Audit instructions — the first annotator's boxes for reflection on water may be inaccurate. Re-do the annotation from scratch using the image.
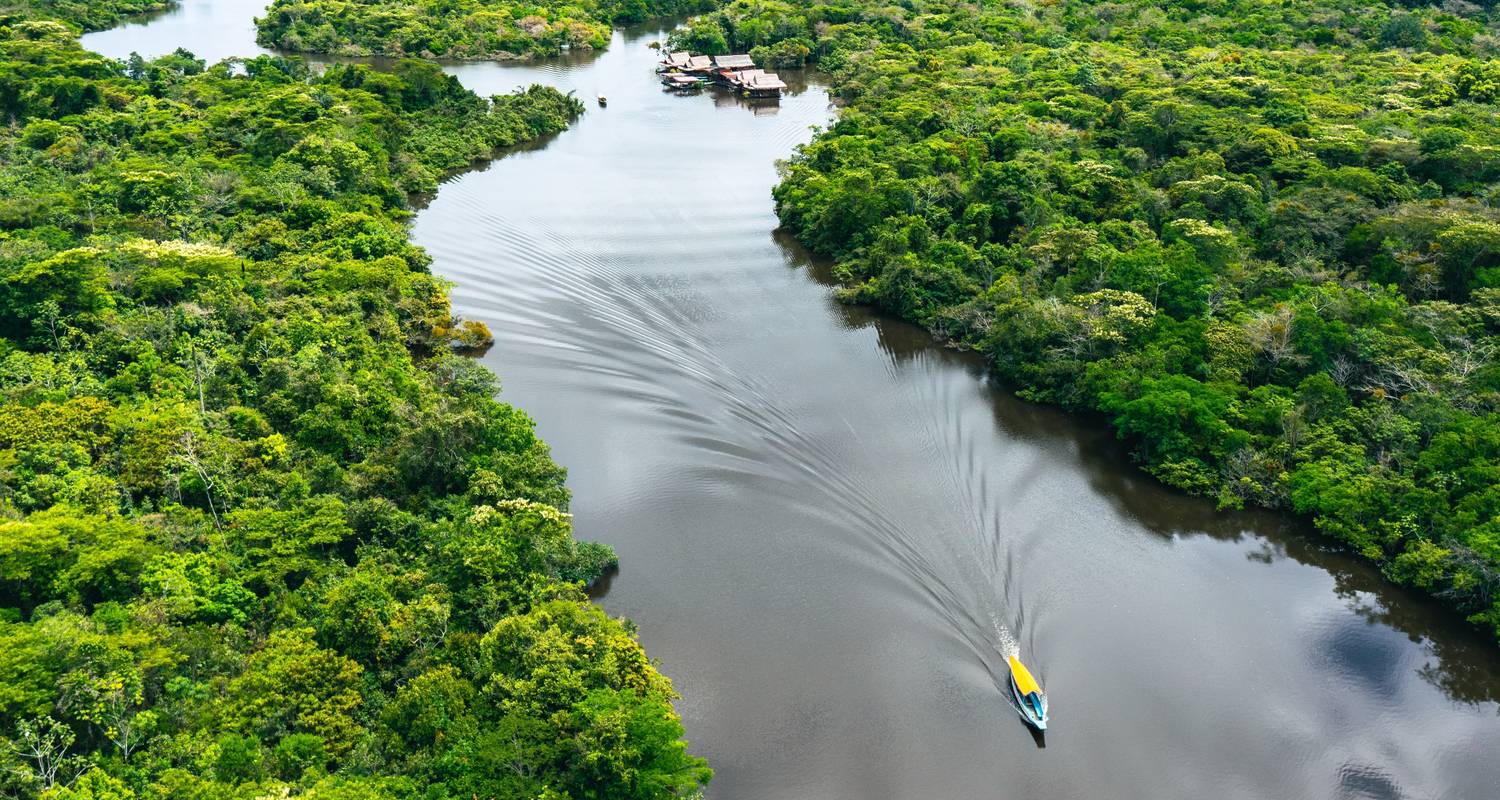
[413,29,1500,800]
[787,235,1500,709]
[81,0,272,64]
[841,284,1500,708]
[77,5,1500,800]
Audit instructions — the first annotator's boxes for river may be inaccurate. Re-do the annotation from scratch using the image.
[84,6,1500,799]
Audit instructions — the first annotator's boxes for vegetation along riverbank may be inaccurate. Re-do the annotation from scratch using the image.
[244,0,1500,657]
[0,4,711,799]
[255,0,718,60]
[667,0,1500,643]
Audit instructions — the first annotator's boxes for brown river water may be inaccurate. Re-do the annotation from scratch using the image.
[84,6,1500,799]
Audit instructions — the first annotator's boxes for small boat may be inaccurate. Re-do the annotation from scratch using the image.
[1008,654,1048,730]
[597,94,607,106]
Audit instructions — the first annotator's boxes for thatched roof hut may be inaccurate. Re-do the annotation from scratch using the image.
[713,54,756,70]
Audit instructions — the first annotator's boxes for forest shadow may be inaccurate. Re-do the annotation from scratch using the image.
[772,228,1500,708]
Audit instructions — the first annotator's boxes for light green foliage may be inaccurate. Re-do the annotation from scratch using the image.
[736,0,1500,641]
[479,600,677,716]
[228,497,353,590]
[568,688,714,800]
[224,629,364,756]
[255,0,716,60]
[0,511,154,609]
[0,12,703,800]
[2,0,172,31]
[140,552,256,624]
[314,558,451,671]
[40,769,136,799]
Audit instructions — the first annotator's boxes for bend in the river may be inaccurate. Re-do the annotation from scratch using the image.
[84,6,1500,799]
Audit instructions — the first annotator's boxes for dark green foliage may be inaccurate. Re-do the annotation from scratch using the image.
[743,0,1500,642]
[556,540,620,585]
[0,16,707,800]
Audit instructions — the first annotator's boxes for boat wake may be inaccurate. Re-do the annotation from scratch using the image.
[897,353,1050,696]
[994,615,1020,660]
[415,79,1045,728]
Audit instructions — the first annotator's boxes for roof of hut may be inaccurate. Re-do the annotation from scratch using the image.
[747,73,788,90]
[713,54,756,69]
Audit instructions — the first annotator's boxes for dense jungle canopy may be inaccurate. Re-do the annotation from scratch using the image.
[255,0,717,59]
[8,0,1500,794]
[0,4,710,799]
[682,0,1500,643]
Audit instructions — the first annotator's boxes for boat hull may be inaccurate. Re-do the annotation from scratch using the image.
[1010,675,1049,730]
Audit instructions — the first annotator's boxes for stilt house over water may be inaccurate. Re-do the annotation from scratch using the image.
[712,54,755,70]
[729,68,788,98]
[658,51,786,98]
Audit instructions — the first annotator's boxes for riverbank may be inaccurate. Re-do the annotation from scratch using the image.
[254,0,715,61]
[60,3,1500,799]
[0,10,708,800]
[4,0,172,29]
[403,24,1500,800]
[671,0,1500,645]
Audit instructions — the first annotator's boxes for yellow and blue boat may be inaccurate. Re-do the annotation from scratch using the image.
[1008,655,1049,730]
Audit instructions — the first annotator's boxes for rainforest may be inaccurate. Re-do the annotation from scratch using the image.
[255,0,717,59]
[695,0,1500,642]
[0,3,710,799]
[5,0,1500,797]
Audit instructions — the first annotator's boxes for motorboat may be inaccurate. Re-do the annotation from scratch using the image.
[597,94,607,106]
[1008,654,1048,730]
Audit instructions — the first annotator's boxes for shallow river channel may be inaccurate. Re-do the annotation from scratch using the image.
[84,7,1500,799]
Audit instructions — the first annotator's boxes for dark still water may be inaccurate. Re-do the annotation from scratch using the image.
[85,12,1500,800]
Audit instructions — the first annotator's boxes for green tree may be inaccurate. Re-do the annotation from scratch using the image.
[224,629,364,757]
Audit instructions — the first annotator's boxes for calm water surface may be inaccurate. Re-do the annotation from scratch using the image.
[85,10,1500,800]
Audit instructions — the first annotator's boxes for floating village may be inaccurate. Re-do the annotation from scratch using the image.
[656,51,789,99]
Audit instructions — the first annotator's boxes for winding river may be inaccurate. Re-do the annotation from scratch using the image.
[84,7,1500,799]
